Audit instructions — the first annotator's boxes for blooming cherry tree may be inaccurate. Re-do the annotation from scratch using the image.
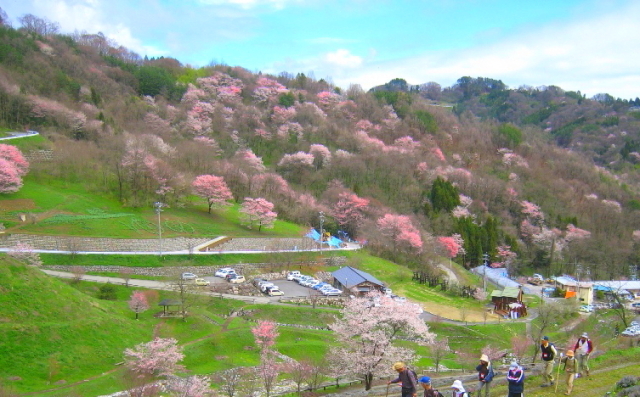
[167,375,212,396]
[332,192,369,238]
[437,234,465,258]
[7,242,42,267]
[124,337,185,377]
[329,292,435,390]
[0,158,23,193]
[192,175,233,213]
[376,214,423,252]
[128,291,150,320]
[252,320,280,397]
[239,197,277,231]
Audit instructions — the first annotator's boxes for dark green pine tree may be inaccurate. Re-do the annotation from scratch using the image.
[429,177,460,213]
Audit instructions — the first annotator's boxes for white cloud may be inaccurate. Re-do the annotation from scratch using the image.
[328,2,640,98]
[324,49,362,68]
[32,0,167,57]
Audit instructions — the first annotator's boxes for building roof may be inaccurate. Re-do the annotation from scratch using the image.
[332,266,384,288]
[593,280,640,290]
[491,286,521,299]
[552,276,593,288]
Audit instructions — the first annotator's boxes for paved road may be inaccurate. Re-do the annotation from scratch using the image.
[42,269,274,304]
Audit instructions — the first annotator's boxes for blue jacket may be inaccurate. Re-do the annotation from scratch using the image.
[507,367,525,393]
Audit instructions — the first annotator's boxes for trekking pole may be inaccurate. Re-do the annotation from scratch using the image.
[385,383,390,397]
[555,353,563,393]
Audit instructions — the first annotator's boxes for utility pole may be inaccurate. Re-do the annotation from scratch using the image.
[318,211,325,252]
[482,252,489,291]
[154,202,164,256]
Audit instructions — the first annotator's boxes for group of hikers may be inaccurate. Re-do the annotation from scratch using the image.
[388,333,593,397]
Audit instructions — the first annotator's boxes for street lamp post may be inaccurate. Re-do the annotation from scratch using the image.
[318,211,325,252]
[154,202,164,256]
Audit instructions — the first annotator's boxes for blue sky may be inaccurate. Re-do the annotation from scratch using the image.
[3,0,640,98]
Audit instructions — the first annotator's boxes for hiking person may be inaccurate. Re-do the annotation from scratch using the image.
[573,332,593,378]
[475,354,494,397]
[418,376,444,397]
[506,360,525,397]
[540,335,557,387]
[560,350,578,395]
[450,380,468,397]
[388,362,418,397]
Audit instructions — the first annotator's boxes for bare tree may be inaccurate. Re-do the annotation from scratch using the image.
[607,283,633,328]
[212,367,243,397]
[18,14,60,36]
[169,270,201,321]
[429,337,450,373]
[0,7,10,27]
[120,267,134,287]
[70,266,85,284]
[530,301,568,363]
[285,360,313,394]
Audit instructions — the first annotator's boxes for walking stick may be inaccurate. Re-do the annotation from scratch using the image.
[555,353,563,393]
[385,383,390,397]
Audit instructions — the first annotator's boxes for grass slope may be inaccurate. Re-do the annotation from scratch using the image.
[0,258,153,393]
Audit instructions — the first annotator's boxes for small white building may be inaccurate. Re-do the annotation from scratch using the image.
[553,276,594,305]
[593,280,640,300]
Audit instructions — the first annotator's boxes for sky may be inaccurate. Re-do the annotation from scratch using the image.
[3,0,640,99]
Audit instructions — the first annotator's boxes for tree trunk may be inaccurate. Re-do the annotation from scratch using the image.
[364,373,373,391]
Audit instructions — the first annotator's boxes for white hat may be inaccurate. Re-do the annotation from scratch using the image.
[450,380,464,390]
[510,360,518,369]
[581,332,588,338]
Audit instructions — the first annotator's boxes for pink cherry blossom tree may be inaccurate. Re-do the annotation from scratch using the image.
[124,337,185,377]
[0,158,23,193]
[309,144,331,169]
[192,174,233,213]
[128,291,150,320]
[239,197,277,231]
[252,320,280,397]
[329,292,435,390]
[437,235,465,258]
[332,192,369,238]
[0,144,29,175]
[376,214,423,252]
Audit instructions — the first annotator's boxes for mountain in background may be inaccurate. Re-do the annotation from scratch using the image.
[1,13,640,280]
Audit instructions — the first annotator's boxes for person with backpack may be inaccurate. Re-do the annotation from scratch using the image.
[506,360,525,397]
[573,332,593,378]
[450,380,469,397]
[540,335,557,387]
[388,362,418,397]
[418,376,444,397]
[475,354,494,397]
[561,349,578,395]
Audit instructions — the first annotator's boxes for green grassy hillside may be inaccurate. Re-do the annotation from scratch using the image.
[0,258,152,392]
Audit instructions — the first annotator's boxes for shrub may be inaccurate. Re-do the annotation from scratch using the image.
[618,385,640,397]
[98,283,117,300]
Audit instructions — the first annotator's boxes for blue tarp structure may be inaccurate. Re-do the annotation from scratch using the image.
[305,228,343,248]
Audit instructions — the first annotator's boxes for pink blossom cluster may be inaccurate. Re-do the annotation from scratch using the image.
[194,136,220,151]
[181,84,206,106]
[520,200,544,221]
[452,206,472,219]
[277,151,315,169]
[240,197,277,230]
[254,128,272,140]
[565,224,591,241]
[143,113,172,135]
[381,105,399,129]
[502,151,529,168]
[7,242,42,267]
[309,144,332,168]
[29,96,87,131]
[250,173,295,201]
[253,77,288,103]
[271,105,297,124]
[316,91,341,109]
[437,234,465,258]
[506,187,518,198]
[334,149,353,159]
[333,192,369,229]
[493,245,517,268]
[197,72,244,103]
[277,122,303,139]
[0,144,29,193]
[355,119,374,131]
[377,213,423,251]
[235,149,266,173]
[434,166,472,181]
[355,130,387,151]
[584,193,598,200]
[431,147,446,162]
[337,100,358,120]
[124,337,185,377]
[392,136,421,153]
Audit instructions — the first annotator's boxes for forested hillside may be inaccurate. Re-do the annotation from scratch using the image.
[1,12,640,280]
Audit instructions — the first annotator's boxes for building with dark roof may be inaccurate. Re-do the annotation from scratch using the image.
[332,266,385,296]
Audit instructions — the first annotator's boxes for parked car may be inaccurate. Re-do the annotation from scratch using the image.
[579,305,594,313]
[181,272,197,280]
[296,276,313,284]
[260,282,276,292]
[286,271,301,281]
[195,278,210,286]
[290,273,305,282]
[230,275,246,284]
[225,273,239,281]
[253,278,267,287]
[215,268,236,278]
[322,288,343,296]
[301,278,319,287]
[267,287,284,296]
[312,282,330,290]
[631,302,640,308]
[382,287,393,296]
